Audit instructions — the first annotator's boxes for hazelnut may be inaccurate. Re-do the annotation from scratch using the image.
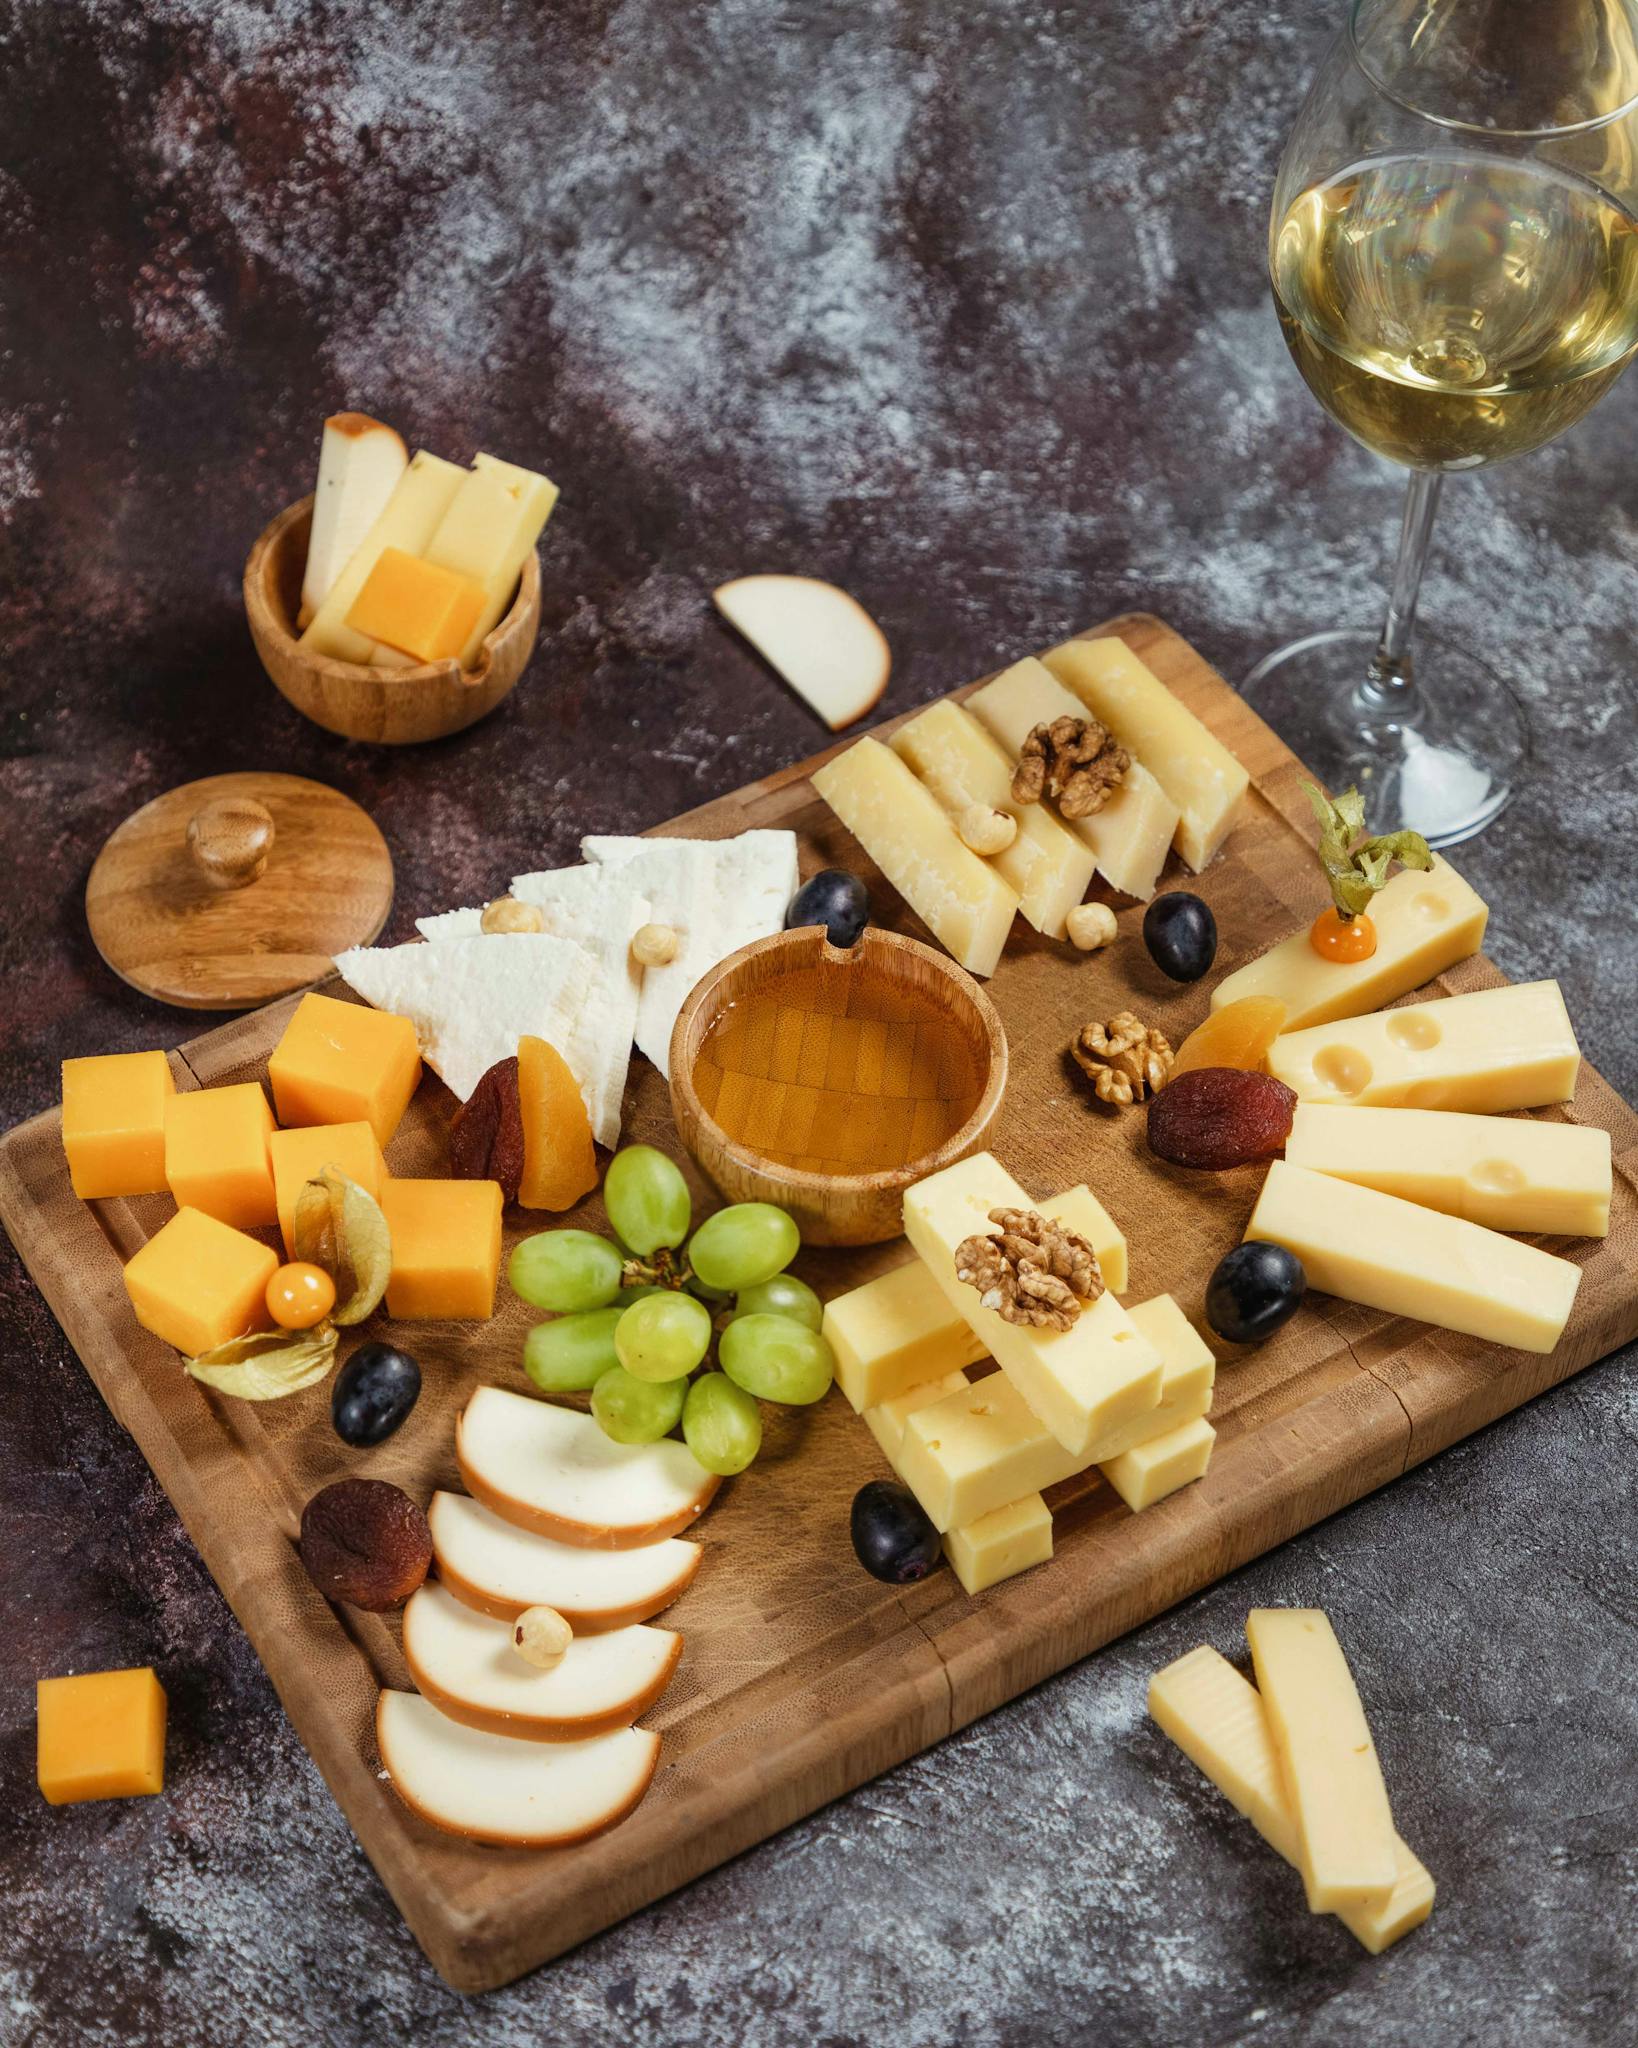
[1068,902,1119,953]
[481,896,544,934]
[513,1604,573,1670]
[957,804,1018,858]
[632,922,680,968]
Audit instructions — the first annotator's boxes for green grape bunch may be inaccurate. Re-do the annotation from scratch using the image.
[507,1144,835,1476]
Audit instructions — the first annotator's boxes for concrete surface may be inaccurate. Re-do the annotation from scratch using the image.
[1,0,1634,2042]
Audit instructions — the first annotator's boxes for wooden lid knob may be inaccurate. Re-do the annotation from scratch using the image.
[188,795,275,890]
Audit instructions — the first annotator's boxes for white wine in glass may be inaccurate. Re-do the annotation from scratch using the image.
[1247,0,1638,843]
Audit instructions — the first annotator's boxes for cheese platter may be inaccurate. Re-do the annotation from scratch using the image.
[6,612,1637,1992]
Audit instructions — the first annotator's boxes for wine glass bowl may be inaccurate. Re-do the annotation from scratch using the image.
[1246,0,1638,844]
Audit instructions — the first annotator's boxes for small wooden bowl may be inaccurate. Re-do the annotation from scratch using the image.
[243,496,542,745]
[670,926,1008,1247]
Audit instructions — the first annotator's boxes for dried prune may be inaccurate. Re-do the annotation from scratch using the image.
[298,1478,431,1611]
[1147,1067,1297,1170]
[450,1056,525,1201]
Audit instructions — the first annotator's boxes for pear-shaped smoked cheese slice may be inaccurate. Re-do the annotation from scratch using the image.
[429,1491,701,1630]
[377,1690,660,1847]
[456,1386,719,1548]
[402,1582,681,1742]
[713,575,890,730]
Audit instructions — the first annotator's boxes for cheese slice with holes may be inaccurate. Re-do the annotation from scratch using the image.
[810,739,1018,976]
[1040,637,1248,871]
[1266,980,1580,1113]
[863,1367,975,1466]
[333,932,600,1116]
[1211,856,1488,1030]
[1100,1413,1215,1510]
[581,831,799,1073]
[1148,1646,1434,1953]
[416,864,650,1146]
[966,658,1180,899]
[1285,1103,1611,1237]
[943,1493,1053,1594]
[1246,1160,1581,1352]
[903,1153,1161,1454]
[890,699,1096,938]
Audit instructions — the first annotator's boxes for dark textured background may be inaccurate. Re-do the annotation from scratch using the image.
[2,2,1635,2042]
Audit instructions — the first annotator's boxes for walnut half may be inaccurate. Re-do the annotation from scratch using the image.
[1071,1010,1173,1106]
[953,1205,1105,1331]
[1013,716,1130,819]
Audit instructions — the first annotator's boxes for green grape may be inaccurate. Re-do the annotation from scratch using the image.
[508,1230,623,1312]
[617,1282,670,1305]
[614,1291,713,1383]
[591,1365,687,1444]
[604,1146,692,1256]
[523,1307,623,1393]
[682,1372,762,1476]
[719,1313,834,1405]
[726,1273,823,1333]
[688,1203,800,1292]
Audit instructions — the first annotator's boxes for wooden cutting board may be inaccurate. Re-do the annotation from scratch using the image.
[4,615,1635,1993]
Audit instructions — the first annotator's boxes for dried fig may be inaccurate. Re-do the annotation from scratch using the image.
[450,1056,525,1201]
[1147,1067,1297,1170]
[298,1478,431,1612]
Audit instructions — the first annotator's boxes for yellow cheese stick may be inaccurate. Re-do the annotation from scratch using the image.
[943,1493,1052,1594]
[1246,1608,1398,1913]
[1148,1646,1434,1953]
[299,452,466,664]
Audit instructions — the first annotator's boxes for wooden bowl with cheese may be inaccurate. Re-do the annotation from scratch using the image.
[670,925,1008,1246]
[244,496,542,746]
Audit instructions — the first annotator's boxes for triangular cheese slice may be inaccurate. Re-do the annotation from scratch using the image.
[333,933,599,1112]
[581,830,799,1074]
[416,865,649,1146]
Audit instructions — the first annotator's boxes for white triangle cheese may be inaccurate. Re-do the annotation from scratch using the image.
[332,932,599,1114]
[415,864,650,1146]
[580,830,799,1074]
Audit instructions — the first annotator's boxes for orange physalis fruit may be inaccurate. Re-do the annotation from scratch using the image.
[1168,996,1288,1082]
[517,1034,599,1211]
[1309,906,1378,962]
[266,1261,337,1330]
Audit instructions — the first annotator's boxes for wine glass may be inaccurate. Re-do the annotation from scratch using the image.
[1245,0,1638,843]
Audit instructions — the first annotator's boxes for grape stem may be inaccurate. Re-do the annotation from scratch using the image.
[621,1247,694,1291]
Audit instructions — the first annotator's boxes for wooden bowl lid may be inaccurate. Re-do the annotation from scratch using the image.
[86,771,393,1010]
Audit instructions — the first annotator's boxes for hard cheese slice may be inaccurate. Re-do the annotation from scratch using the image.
[1148,1646,1434,1954]
[943,1493,1052,1595]
[1099,1414,1215,1511]
[581,830,799,1074]
[1211,855,1489,1030]
[417,863,651,1148]
[903,1153,1160,1455]
[1246,1160,1581,1353]
[863,1367,975,1466]
[1040,636,1249,871]
[810,739,1018,977]
[1245,1608,1398,1914]
[966,657,1180,899]
[890,699,1095,938]
[300,451,466,665]
[1266,979,1581,1113]
[1285,1103,1612,1237]
[333,932,600,1117]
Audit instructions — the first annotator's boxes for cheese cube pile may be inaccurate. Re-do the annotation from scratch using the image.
[824,1150,1218,1596]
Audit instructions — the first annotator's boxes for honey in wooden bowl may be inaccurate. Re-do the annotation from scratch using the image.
[670,926,1007,1246]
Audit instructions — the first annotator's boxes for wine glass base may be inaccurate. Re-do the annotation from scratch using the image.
[1241,628,1527,847]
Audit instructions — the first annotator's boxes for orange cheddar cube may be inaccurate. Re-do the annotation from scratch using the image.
[269,1120,386,1256]
[37,1667,167,1805]
[269,993,422,1147]
[61,1050,175,1200]
[163,1082,277,1230]
[345,546,486,663]
[380,1177,503,1320]
[123,1206,279,1356]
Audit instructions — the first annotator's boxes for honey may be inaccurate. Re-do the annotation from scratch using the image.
[693,958,986,1175]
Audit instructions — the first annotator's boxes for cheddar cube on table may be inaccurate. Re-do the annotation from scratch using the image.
[345,546,487,664]
[164,1082,277,1229]
[37,1667,167,1805]
[123,1206,279,1356]
[269,992,422,1146]
[269,1120,386,1257]
[381,1178,503,1320]
[61,1050,175,1200]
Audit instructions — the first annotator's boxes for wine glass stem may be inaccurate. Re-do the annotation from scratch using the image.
[1360,468,1444,720]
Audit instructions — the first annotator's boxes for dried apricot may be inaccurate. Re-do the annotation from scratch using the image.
[1147,1067,1297,1170]
[299,1478,431,1611]
[1168,996,1288,1081]
[518,1034,598,1211]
